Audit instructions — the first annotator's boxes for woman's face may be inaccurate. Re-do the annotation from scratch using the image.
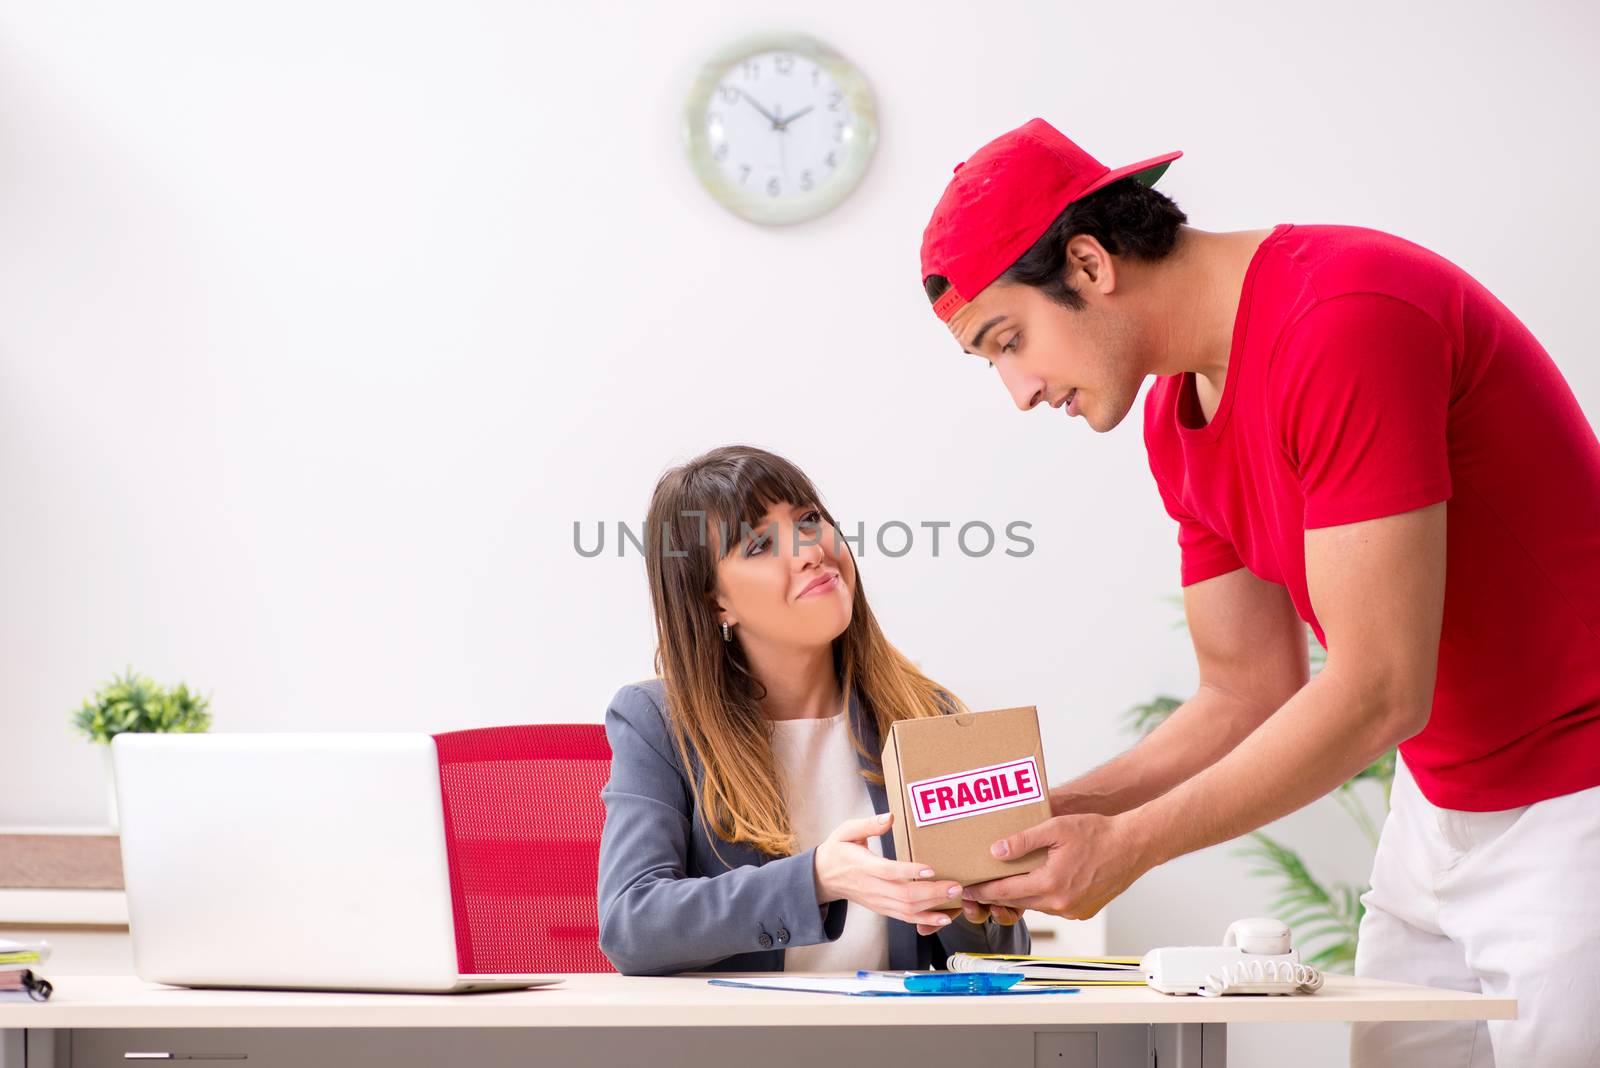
[713,500,856,650]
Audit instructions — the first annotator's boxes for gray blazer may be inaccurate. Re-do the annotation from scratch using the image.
[596,678,1030,975]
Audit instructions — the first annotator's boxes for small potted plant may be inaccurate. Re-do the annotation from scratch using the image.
[71,669,213,832]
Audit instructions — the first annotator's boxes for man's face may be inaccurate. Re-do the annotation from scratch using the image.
[945,238,1146,433]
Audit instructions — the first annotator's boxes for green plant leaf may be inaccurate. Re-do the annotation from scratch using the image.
[69,668,213,744]
[1232,832,1362,972]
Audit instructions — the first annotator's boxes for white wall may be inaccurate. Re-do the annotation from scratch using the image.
[2,2,1595,1063]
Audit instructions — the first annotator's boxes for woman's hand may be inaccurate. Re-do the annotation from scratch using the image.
[813,812,963,929]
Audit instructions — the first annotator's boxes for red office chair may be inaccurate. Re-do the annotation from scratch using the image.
[432,723,615,974]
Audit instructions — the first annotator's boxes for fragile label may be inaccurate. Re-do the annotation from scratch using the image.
[906,757,1043,827]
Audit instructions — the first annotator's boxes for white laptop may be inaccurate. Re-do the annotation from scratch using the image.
[111,732,564,993]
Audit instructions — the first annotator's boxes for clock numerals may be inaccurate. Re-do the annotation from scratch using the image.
[689,38,876,222]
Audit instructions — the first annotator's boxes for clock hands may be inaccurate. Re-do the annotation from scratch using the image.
[736,89,816,132]
[736,89,783,130]
[774,105,814,129]
[730,88,819,191]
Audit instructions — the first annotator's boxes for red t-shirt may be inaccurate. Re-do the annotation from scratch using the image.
[1143,223,1600,811]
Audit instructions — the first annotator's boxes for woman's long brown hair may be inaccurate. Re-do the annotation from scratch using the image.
[643,445,967,857]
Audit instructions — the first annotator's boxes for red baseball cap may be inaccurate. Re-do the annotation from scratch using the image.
[920,119,1181,323]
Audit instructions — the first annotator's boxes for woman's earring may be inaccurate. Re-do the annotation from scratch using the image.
[721,621,732,642]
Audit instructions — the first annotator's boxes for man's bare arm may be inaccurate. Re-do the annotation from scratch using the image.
[1126,503,1446,863]
[1051,566,1310,816]
[966,503,1446,918]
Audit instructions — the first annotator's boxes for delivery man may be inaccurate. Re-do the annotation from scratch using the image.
[918,118,1600,1065]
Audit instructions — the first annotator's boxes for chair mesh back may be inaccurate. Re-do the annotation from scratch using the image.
[432,723,614,974]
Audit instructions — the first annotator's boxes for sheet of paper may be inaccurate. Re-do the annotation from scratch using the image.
[706,975,1085,997]
[709,975,913,996]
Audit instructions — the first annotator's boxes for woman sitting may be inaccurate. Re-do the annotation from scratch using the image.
[598,445,1027,975]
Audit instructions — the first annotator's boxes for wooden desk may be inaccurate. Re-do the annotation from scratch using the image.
[1,973,1514,1068]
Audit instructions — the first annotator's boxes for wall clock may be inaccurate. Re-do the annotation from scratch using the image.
[683,33,878,225]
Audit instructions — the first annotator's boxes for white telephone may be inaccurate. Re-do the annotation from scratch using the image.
[1141,918,1325,997]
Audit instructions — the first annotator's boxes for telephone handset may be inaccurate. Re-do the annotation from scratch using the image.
[1141,917,1325,997]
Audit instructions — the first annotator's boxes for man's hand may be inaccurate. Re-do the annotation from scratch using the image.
[961,813,1154,919]
[915,899,1022,936]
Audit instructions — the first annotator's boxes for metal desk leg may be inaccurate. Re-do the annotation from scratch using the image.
[1152,1022,1227,1067]
[0,1029,20,1068]
[1,1028,60,1068]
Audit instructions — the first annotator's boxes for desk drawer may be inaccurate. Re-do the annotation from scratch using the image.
[65,1025,1152,1068]
[71,1030,258,1066]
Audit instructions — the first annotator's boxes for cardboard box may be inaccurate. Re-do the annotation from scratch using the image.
[880,705,1051,899]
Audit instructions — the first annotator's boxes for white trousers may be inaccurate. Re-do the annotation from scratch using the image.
[1351,757,1600,1067]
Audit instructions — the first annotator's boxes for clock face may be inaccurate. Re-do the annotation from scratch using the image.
[684,35,877,225]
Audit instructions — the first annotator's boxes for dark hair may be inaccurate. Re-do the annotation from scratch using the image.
[924,176,1188,311]
[642,444,961,856]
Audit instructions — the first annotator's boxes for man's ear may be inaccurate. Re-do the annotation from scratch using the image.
[1067,234,1117,295]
